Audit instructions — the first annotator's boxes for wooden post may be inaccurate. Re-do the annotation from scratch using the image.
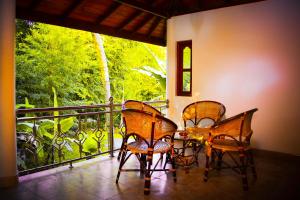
[0,0,18,188]
[109,97,114,157]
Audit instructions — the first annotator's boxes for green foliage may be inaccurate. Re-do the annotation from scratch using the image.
[15,20,167,171]
[17,117,75,140]
[16,21,167,107]
[102,36,166,102]
[16,20,34,48]
[16,23,105,107]
[16,97,35,109]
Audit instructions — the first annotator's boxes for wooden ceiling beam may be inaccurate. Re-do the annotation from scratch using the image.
[113,0,167,19]
[16,6,166,46]
[147,17,161,37]
[117,10,141,30]
[131,14,154,33]
[60,0,85,19]
[28,0,42,11]
[162,19,167,40]
[94,2,120,24]
[173,0,265,16]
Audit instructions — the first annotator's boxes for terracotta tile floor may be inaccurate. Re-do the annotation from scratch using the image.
[1,151,299,200]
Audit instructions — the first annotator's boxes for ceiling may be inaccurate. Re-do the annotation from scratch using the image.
[16,0,265,46]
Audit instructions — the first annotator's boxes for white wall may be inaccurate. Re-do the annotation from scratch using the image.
[166,0,300,155]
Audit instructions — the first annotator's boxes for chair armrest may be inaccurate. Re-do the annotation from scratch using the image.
[209,134,241,146]
[210,114,243,138]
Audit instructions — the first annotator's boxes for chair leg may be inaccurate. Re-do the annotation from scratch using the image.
[203,153,210,182]
[116,149,127,184]
[144,158,152,195]
[211,151,216,167]
[192,143,199,166]
[117,140,124,161]
[248,150,257,179]
[140,154,146,175]
[217,151,223,170]
[239,150,248,191]
[160,153,164,163]
[163,151,170,170]
[171,151,177,182]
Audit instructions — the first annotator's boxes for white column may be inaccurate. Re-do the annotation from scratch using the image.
[0,0,18,187]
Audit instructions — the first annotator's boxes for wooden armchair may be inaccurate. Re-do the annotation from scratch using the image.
[117,100,162,160]
[116,109,177,195]
[122,100,162,115]
[204,108,258,191]
[180,101,226,164]
[182,100,226,130]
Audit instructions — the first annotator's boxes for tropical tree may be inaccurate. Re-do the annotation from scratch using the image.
[16,23,105,107]
[16,21,167,107]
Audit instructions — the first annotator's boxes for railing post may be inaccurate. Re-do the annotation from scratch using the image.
[109,97,114,157]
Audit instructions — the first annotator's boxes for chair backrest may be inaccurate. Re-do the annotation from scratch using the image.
[123,100,162,116]
[182,101,226,128]
[122,109,177,144]
[211,108,258,142]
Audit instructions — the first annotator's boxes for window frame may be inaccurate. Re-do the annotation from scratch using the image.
[176,40,192,96]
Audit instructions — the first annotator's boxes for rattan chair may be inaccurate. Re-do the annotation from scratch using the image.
[117,100,162,160]
[204,108,258,191]
[181,101,226,164]
[122,100,162,115]
[182,100,226,130]
[116,109,177,195]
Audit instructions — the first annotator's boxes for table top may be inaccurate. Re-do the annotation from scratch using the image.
[174,127,211,142]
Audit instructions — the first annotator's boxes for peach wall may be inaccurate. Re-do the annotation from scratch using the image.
[166,0,300,155]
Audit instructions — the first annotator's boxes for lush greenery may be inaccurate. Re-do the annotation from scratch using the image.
[16,20,166,108]
[15,20,166,170]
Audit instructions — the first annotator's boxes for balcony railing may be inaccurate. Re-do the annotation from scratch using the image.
[16,97,168,176]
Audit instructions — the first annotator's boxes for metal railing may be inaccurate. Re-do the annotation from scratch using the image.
[16,97,168,176]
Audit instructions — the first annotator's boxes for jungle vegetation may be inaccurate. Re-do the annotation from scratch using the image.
[16,19,166,108]
[15,20,167,170]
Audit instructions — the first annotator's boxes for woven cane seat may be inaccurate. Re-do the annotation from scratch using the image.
[212,139,250,152]
[127,140,171,154]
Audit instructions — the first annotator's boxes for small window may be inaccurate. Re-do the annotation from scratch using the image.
[177,40,192,96]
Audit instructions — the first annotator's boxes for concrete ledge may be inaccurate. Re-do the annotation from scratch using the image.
[0,175,18,188]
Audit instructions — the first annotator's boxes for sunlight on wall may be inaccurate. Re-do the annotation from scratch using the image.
[215,59,280,99]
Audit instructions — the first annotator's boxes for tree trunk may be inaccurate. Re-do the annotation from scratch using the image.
[93,33,111,102]
[93,33,112,143]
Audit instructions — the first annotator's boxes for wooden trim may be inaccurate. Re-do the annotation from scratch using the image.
[147,17,161,37]
[94,2,120,24]
[16,7,166,46]
[131,14,154,33]
[28,0,42,11]
[60,0,85,19]
[113,0,167,19]
[173,0,266,17]
[162,20,167,39]
[176,40,192,96]
[117,10,141,30]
